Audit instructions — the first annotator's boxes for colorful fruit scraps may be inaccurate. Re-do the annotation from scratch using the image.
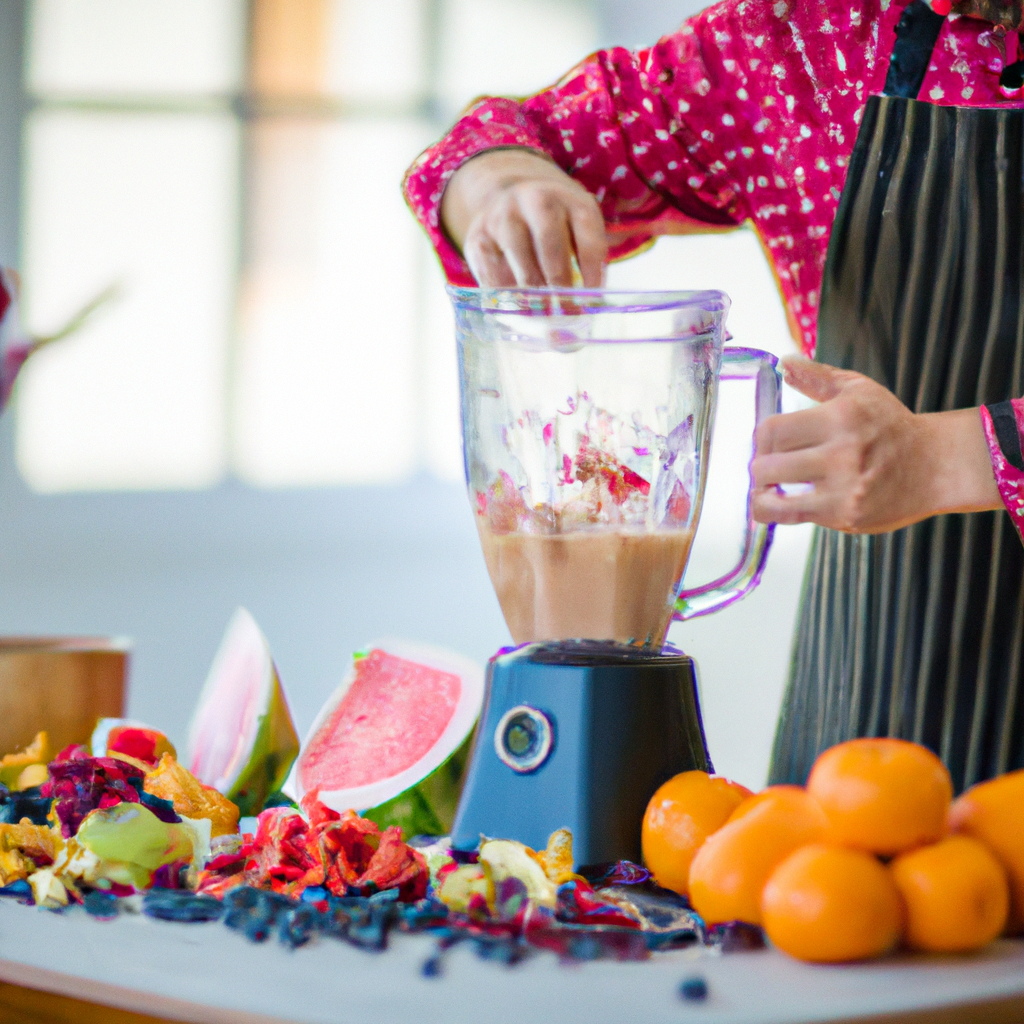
[92,718,176,767]
[43,755,149,838]
[0,821,55,886]
[76,803,197,887]
[0,732,51,791]
[144,754,239,838]
[196,799,429,903]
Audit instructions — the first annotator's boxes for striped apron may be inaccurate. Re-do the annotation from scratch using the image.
[769,1,1024,792]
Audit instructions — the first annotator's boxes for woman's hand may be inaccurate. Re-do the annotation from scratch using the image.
[751,358,1002,533]
[441,148,607,288]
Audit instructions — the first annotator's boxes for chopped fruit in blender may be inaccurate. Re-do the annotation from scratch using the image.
[476,470,528,532]
[471,404,698,645]
[574,440,650,503]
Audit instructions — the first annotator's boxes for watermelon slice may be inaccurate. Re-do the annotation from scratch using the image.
[186,608,299,817]
[289,641,484,838]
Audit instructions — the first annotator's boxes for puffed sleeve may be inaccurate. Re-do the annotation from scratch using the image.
[404,0,894,360]
[981,401,1024,543]
[402,8,754,284]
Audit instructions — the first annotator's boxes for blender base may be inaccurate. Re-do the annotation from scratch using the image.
[451,640,712,866]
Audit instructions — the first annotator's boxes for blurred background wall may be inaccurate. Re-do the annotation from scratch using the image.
[0,0,812,789]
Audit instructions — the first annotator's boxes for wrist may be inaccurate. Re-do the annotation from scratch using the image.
[917,407,1002,517]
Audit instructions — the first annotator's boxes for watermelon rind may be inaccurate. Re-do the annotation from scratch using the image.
[361,731,473,838]
[223,666,298,817]
[288,639,484,837]
[186,608,300,818]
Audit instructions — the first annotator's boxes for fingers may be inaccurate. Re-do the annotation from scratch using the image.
[752,485,829,526]
[520,197,575,286]
[755,406,832,454]
[751,447,828,488]
[493,216,547,286]
[567,198,608,287]
[464,234,518,288]
[781,357,853,403]
[465,180,606,288]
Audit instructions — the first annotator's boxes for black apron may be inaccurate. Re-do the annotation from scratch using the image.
[769,1,1024,793]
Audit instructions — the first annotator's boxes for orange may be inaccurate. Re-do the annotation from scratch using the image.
[724,783,809,825]
[806,738,952,856]
[688,785,829,925]
[641,771,752,896]
[948,768,1024,934]
[762,843,904,962]
[890,836,1008,952]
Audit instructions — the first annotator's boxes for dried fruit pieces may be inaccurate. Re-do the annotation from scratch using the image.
[43,756,147,838]
[195,799,428,903]
[435,830,599,923]
[0,820,56,886]
[145,754,239,838]
[0,733,51,791]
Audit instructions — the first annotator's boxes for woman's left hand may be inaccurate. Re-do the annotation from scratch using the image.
[751,358,1001,533]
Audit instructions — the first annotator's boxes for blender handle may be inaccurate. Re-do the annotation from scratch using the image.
[673,347,782,621]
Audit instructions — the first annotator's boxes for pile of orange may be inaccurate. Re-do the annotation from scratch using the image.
[641,738,1024,963]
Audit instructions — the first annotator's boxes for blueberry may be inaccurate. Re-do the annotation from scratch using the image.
[679,976,708,1002]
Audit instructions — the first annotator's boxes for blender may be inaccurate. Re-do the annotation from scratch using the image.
[449,288,780,865]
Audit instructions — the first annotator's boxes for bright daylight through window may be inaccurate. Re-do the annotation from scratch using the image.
[16,0,597,491]
[15,0,795,494]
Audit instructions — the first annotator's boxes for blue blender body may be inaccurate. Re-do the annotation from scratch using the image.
[451,640,711,865]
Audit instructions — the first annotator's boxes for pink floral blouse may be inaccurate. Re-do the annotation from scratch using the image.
[981,403,1024,538]
[403,0,1024,540]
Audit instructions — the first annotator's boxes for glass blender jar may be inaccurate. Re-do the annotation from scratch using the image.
[450,287,780,862]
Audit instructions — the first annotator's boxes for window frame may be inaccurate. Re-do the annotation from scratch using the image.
[0,0,467,556]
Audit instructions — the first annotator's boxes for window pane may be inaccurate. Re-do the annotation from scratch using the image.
[249,0,330,100]
[27,0,244,97]
[420,244,463,481]
[18,110,237,492]
[325,0,428,105]
[249,0,428,105]
[438,0,598,115]
[233,118,429,486]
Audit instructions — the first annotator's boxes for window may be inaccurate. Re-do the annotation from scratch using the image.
[16,0,600,491]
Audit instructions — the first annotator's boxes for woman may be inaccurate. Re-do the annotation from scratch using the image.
[404,0,1024,791]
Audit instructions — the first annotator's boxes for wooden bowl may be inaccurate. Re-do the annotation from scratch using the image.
[0,638,129,757]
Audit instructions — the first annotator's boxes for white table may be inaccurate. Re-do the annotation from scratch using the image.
[0,898,1023,1024]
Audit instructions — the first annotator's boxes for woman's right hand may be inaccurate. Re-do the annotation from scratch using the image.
[441,148,608,288]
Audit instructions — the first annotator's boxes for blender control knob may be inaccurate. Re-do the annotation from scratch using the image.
[494,705,554,773]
